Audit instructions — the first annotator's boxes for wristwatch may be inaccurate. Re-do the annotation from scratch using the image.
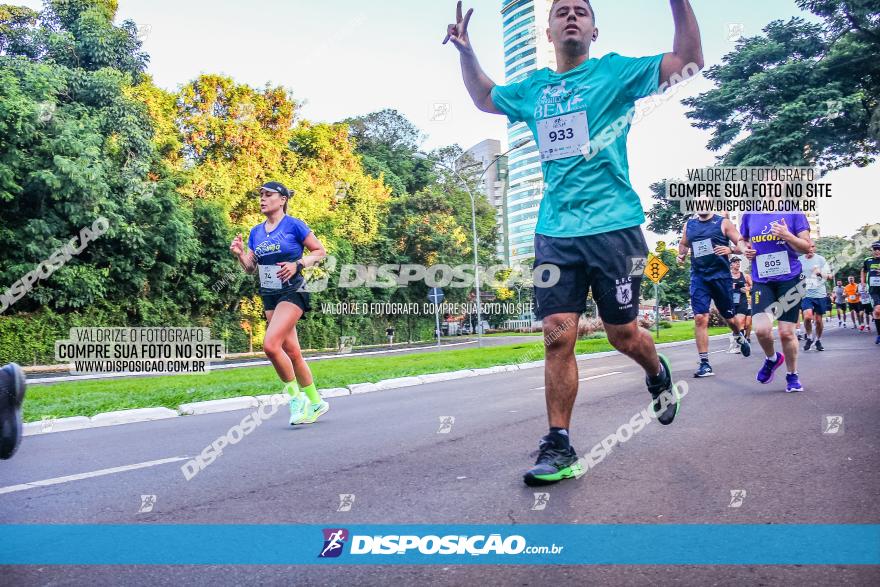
[296,261,305,275]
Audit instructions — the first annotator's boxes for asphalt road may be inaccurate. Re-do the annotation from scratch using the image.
[1,326,878,585]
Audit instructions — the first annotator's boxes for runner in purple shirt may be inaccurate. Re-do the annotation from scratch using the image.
[740,213,812,392]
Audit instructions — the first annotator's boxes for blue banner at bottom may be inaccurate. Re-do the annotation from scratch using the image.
[0,524,877,565]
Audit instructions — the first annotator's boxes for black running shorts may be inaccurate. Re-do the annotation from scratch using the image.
[533,226,648,325]
[261,289,311,314]
[752,277,804,324]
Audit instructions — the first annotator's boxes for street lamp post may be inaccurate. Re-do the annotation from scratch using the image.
[417,140,528,347]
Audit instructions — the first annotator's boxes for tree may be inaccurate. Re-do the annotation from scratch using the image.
[176,75,299,223]
[343,109,433,196]
[426,144,500,266]
[0,5,38,57]
[815,235,851,261]
[646,180,691,236]
[41,0,148,78]
[644,249,692,311]
[0,0,204,319]
[683,1,879,171]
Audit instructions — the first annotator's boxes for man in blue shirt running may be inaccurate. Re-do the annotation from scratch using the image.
[677,213,751,378]
[445,0,703,486]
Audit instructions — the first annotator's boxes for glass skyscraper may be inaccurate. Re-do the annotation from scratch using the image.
[500,0,556,263]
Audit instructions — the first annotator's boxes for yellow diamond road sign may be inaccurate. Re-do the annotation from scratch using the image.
[645,254,669,284]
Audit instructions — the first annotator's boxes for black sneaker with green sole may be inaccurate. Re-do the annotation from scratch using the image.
[647,355,679,426]
[523,434,584,487]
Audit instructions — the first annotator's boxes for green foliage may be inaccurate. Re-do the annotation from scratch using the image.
[815,235,851,262]
[684,2,880,171]
[0,4,39,57]
[645,249,692,311]
[343,108,431,195]
[0,3,205,320]
[0,4,502,363]
[646,179,691,236]
[707,308,726,328]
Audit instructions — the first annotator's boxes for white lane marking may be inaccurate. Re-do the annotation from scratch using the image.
[531,371,623,391]
[30,341,480,384]
[0,457,189,496]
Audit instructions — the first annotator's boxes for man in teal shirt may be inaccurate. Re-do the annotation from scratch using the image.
[445,0,704,486]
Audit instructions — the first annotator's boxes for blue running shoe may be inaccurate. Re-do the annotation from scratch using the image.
[694,361,714,378]
[757,352,785,385]
[738,335,751,357]
[785,373,804,393]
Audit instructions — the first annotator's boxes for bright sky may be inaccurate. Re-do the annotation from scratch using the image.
[19,0,879,241]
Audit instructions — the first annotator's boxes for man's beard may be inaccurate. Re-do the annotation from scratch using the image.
[558,36,588,57]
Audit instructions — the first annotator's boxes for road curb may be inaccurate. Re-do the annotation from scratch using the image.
[348,382,382,395]
[23,416,91,437]
[91,407,178,428]
[374,376,423,391]
[179,397,258,416]
[319,388,350,399]
[24,333,732,436]
[423,369,479,383]
[254,394,289,407]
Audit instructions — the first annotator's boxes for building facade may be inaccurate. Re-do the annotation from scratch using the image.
[500,0,556,263]
[464,139,510,262]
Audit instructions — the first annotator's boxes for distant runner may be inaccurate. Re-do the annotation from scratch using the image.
[677,213,751,376]
[741,213,812,392]
[832,280,847,327]
[844,277,861,332]
[798,244,831,352]
[863,242,880,344]
[859,282,873,333]
[729,256,753,353]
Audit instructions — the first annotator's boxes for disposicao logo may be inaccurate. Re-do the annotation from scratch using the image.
[319,528,349,558]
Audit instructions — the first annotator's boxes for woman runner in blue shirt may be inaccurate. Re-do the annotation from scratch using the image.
[230,182,329,425]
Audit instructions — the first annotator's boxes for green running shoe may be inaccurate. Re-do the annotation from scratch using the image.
[302,400,330,424]
[288,393,308,426]
[523,434,584,487]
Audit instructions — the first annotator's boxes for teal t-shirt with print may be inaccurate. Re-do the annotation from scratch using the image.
[491,52,664,238]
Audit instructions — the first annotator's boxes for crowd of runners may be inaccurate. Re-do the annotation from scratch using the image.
[679,212,880,394]
[2,2,877,501]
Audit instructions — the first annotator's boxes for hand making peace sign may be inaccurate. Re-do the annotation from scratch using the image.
[443,1,474,54]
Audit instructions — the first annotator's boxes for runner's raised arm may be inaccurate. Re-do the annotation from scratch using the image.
[443,2,502,114]
[660,0,704,88]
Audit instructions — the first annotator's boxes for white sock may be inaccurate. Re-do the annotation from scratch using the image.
[766,354,777,361]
